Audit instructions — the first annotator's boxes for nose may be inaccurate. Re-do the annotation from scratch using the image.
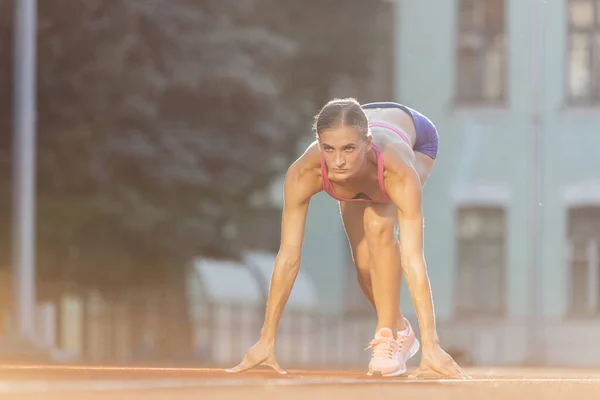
[334,153,346,168]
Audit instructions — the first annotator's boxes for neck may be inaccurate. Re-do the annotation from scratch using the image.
[344,148,378,183]
[360,147,379,175]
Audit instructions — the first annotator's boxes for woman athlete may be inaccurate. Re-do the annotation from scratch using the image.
[226,98,469,379]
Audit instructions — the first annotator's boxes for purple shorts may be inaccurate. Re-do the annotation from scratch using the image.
[362,102,439,160]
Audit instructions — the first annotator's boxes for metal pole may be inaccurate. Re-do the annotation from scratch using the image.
[526,0,545,365]
[392,0,401,101]
[12,0,38,341]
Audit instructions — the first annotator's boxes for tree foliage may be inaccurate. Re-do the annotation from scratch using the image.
[0,0,393,290]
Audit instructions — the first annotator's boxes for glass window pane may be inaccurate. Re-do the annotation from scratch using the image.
[457,208,484,238]
[568,207,600,315]
[456,1,505,103]
[456,208,506,316]
[459,0,472,28]
[569,206,600,239]
[458,207,506,238]
[570,0,595,28]
[571,238,591,261]
[571,261,590,315]
[457,48,482,102]
[477,265,503,312]
[459,31,484,50]
[484,0,505,36]
[569,33,592,99]
[460,0,484,30]
[480,242,505,265]
[483,37,506,102]
[595,33,600,98]
[457,243,504,314]
[456,260,477,312]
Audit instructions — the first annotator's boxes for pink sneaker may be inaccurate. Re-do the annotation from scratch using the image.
[365,328,403,377]
[396,318,420,375]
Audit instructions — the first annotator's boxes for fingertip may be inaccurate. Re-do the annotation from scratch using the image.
[267,363,286,375]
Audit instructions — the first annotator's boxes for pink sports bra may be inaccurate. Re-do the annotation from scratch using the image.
[320,121,411,203]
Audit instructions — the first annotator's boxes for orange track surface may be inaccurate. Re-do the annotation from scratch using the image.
[2,365,600,400]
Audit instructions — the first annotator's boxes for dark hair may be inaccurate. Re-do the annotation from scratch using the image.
[312,98,370,139]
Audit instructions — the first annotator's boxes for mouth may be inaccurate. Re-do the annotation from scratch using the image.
[333,169,348,173]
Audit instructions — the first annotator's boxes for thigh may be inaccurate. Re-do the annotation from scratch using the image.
[339,201,370,271]
[414,152,436,187]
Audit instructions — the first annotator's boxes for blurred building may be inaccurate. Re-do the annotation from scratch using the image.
[13,0,600,369]
[397,0,600,366]
[303,0,600,367]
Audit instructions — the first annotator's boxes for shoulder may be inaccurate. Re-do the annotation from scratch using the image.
[287,140,321,179]
[378,142,415,178]
[379,144,421,192]
[284,141,323,202]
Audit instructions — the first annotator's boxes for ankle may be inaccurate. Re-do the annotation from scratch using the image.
[397,318,406,331]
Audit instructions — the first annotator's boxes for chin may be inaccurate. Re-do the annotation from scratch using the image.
[332,171,355,181]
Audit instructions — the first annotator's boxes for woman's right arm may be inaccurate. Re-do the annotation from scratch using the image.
[226,145,321,374]
[259,162,318,344]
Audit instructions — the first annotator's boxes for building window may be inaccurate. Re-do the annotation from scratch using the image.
[568,206,600,316]
[567,0,600,104]
[455,0,506,104]
[455,206,506,317]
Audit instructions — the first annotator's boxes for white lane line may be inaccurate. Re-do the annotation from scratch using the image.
[1,377,600,393]
[0,365,220,372]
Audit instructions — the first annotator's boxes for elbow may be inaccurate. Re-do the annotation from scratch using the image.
[277,243,302,265]
[277,246,301,265]
[281,257,301,272]
[275,250,301,274]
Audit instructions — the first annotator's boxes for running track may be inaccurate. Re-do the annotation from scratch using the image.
[1,365,600,400]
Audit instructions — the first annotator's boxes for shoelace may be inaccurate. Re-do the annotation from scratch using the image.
[365,337,397,359]
[396,335,408,351]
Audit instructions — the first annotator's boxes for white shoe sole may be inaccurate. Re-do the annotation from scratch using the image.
[367,338,421,377]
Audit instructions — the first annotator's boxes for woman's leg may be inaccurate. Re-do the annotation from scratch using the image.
[342,201,412,376]
[339,201,406,331]
[361,202,402,335]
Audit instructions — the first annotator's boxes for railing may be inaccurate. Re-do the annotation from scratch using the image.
[194,304,377,369]
[30,290,380,369]
[20,290,600,368]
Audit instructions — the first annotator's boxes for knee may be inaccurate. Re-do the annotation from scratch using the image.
[364,217,396,245]
[352,253,371,281]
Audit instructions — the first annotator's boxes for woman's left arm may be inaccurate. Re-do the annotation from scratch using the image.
[385,163,470,379]
[385,164,440,350]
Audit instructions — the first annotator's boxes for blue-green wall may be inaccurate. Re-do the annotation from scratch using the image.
[303,0,600,321]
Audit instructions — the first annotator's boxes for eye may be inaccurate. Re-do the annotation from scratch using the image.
[323,146,333,152]
[344,146,355,152]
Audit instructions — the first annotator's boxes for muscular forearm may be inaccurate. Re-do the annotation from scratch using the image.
[260,252,301,344]
[402,257,440,350]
